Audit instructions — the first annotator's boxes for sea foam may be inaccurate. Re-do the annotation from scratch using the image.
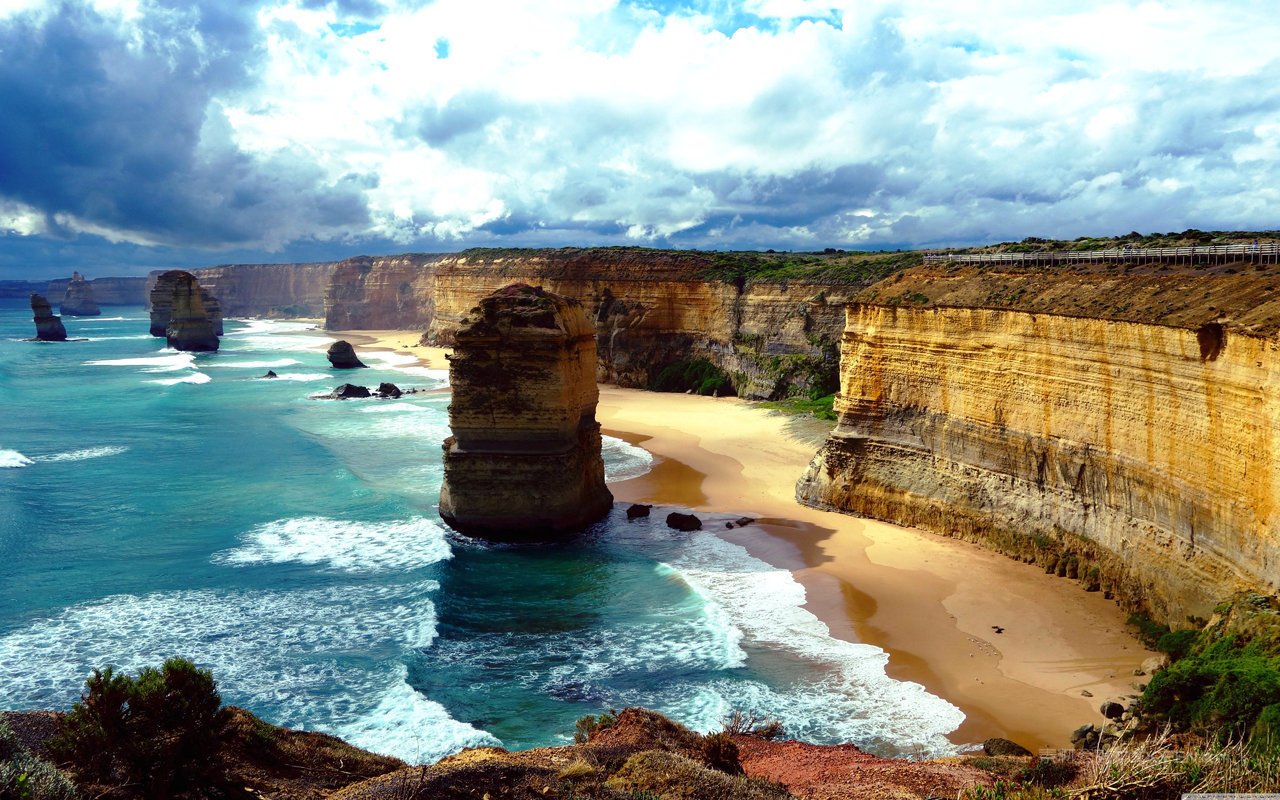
[0,581,466,763]
[147,371,211,386]
[602,436,653,483]
[205,358,300,370]
[34,446,128,463]
[213,516,452,573]
[86,352,195,372]
[0,449,32,468]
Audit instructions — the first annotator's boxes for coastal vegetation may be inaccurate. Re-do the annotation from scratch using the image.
[649,358,736,396]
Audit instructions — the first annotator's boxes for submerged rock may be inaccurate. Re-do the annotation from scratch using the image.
[30,293,67,341]
[439,283,613,539]
[262,370,278,379]
[59,272,101,316]
[665,512,702,532]
[327,340,368,369]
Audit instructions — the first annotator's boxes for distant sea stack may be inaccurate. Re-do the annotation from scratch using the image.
[59,272,101,316]
[29,293,67,341]
[326,340,368,369]
[149,270,219,351]
[439,283,613,539]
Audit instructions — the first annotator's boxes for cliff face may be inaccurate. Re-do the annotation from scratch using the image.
[323,255,437,330]
[186,262,337,317]
[798,291,1280,625]
[326,251,857,398]
[439,284,613,539]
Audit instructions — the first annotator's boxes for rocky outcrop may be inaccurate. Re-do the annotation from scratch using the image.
[29,293,67,341]
[798,261,1280,626]
[326,340,367,369]
[149,271,219,350]
[44,276,147,305]
[58,272,100,316]
[188,261,338,317]
[439,284,613,539]
[149,270,220,343]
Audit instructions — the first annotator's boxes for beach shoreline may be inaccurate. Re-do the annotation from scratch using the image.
[335,329,1156,751]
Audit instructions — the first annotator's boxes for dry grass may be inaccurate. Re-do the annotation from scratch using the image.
[606,750,793,800]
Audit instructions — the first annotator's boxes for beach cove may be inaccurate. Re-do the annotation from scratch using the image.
[345,329,1157,751]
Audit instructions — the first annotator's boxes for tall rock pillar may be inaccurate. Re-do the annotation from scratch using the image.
[440,283,613,539]
[60,272,101,316]
[149,270,219,351]
[30,293,68,341]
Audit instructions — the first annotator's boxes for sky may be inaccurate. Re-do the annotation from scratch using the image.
[1,0,1278,279]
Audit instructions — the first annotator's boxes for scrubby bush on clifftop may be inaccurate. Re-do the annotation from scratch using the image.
[0,719,76,800]
[48,657,228,798]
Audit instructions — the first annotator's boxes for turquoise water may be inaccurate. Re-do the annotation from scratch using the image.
[0,298,963,763]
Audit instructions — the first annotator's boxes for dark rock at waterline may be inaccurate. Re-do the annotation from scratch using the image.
[376,382,402,398]
[30,293,67,341]
[982,738,1032,757]
[262,370,278,379]
[726,516,756,529]
[331,384,371,399]
[60,272,101,316]
[327,340,368,369]
[666,512,702,532]
[626,504,652,519]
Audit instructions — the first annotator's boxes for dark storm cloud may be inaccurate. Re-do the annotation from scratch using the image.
[0,2,370,250]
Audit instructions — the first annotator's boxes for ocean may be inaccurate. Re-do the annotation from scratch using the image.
[0,299,963,763]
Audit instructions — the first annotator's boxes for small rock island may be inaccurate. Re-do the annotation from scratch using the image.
[439,283,613,539]
[30,293,67,341]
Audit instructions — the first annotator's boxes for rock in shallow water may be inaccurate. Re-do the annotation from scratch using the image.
[376,382,402,398]
[626,504,652,519]
[327,340,368,369]
[666,512,702,532]
[330,384,372,399]
[439,283,613,540]
[30,293,67,341]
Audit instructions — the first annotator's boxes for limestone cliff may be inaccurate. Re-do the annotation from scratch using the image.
[325,250,862,399]
[58,272,101,316]
[324,254,438,330]
[439,283,613,539]
[149,270,219,350]
[29,293,67,341]
[186,262,337,317]
[799,261,1280,626]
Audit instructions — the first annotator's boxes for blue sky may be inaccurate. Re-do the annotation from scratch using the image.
[1,0,1278,279]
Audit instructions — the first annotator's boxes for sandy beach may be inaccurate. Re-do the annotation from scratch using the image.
[336,329,1156,751]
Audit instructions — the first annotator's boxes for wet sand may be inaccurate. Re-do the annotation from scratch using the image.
[338,330,1156,751]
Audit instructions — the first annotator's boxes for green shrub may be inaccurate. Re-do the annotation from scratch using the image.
[699,732,742,775]
[1141,637,1280,743]
[649,359,735,397]
[1156,629,1200,661]
[1251,704,1280,755]
[48,657,229,797]
[0,719,77,800]
[573,711,618,744]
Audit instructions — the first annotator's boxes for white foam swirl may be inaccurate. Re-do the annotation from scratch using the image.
[213,516,452,573]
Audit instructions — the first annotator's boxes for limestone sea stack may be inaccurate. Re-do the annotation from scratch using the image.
[30,293,67,341]
[202,289,224,336]
[164,272,219,351]
[326,340,368,369]
[439,283,613,539]
[59,272,101,316]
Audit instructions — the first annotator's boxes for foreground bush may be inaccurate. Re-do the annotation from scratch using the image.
[0,719,76,800]
[48,657,229,798]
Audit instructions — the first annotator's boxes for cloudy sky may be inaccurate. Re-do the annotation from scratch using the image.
[1,0,1277,278]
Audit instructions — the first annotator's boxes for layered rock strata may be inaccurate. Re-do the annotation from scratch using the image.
[58,272,101,316]
[149,270,219,339]
[149,270,219,351]
[323,250,859,399]
[188,262,338,317]
[29,293,67,341]
[439,283,613,539]
[798,272,1280,626]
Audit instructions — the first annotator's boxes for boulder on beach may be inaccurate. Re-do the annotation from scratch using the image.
[327,340,368,369]
[30,293,67,341]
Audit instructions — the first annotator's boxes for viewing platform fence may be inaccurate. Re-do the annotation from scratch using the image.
[923,242,1280,267]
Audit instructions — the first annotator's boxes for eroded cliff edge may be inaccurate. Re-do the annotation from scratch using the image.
[798,261,1280,626]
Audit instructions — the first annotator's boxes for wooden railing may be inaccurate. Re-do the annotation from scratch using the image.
[923,242,1280,267]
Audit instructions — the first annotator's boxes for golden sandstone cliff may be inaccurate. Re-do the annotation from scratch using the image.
[187,261,337,317]
[439,284,613,538]
[799,259,1280,626]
